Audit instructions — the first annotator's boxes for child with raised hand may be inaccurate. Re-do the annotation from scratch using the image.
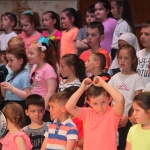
[137,20,150,86]
[1,46,31,109]
[75,4,97,56]
[19,10,41,55]
[60,8,81,57]
[28,35,58,121]
[125,92,150,150]
[108,45,144,150]
[41,91,78,150]
[95,0,117,53]
[65,76,124,150]
[22,94,47,150]
[0,102,32,150]
[0,12,17,53]
[58,54,86,92]
[80,21,110,71]
[85,53,111,82]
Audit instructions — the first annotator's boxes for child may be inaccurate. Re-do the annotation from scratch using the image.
[128,106,137,126]
[108,45,144,150]
[109,32,140,75]
[143,60,150,91]
[85,53,111,82]
[95,0,117,53]
[137,20,150,86]
[80,21,110,71]
[41,91,78,150]
[58,54,86,92]
[111,0,135,59]
[22,94,47,150]
[75,5,97,56]
[0,12,17,53]
[65,76,124,150]
[0,102,32,149]
[125,92,150,150]
[28,35,58,121]
[1,46,31,110]
[42,11,62,62]
[19,10,41,55]
[60,8,81,57]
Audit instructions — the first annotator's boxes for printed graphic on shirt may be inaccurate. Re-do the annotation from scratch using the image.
[117,83,129,91]
[137,58,150,78]
[29,132,45,150]
[32,73,39,88]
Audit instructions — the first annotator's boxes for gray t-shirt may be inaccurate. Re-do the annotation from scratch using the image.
[74,26,88,56]
[22,123,47,150]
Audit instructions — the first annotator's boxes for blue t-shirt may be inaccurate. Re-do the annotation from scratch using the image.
[5,70,31,101]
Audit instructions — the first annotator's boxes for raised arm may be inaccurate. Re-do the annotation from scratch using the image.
[94,76,124,116]
[65,78,92,118]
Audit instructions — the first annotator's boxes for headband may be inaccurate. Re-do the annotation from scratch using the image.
[22,10,33,15]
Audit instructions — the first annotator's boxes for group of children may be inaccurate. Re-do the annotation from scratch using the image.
[0,0,150,150]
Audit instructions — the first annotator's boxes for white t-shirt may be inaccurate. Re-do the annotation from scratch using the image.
[137,48,150,86]
[143,82,150,92]
[0,31,17,51]
[111,19,131,49]
[108,72,144,115]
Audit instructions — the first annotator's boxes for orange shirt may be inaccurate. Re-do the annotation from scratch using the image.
[80,48,110,69]
[81,107,120,150]
[60,27,78,58]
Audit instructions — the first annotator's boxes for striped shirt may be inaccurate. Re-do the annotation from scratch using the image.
[44,118,78,150]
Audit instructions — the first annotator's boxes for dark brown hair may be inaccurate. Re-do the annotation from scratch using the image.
[2,102,25,128]
[87,84,110,100]
[61,54,86,82]
[1,12,17,27]
[25,94,45,109]
[142,20,150,28]
[128,106,134,117]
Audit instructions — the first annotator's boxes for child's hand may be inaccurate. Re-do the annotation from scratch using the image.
[1,82,14,91]
[119,115,128,128]
[82,39,88,44]
[80,78,92,91]
[93,76,104,87]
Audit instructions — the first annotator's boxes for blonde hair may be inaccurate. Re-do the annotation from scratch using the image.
[2,102,25,128]
[8,36,25,48]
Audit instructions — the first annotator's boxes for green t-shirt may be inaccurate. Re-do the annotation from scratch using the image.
[127,124,150,150]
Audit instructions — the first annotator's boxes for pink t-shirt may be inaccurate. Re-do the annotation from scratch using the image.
[0,131,32,150]
[81,107,120,150]
[19,31,41,55]
[101,18,117,53]
[42,30,62,39]
[30,63,57,98]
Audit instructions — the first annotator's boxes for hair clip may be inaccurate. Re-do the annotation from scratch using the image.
[22,10,33,15]
[37,42,47,52]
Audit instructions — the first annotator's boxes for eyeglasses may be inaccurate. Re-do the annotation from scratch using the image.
[30,72,35,84]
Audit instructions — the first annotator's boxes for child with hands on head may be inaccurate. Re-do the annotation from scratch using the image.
[108,45,144,150]
[65,76,124,150]
[0,102,32,150]
[28,35,58,121]
[125,92,150,150]
[19,10,41,55]
[41,91,78,150]
[58,54,86,92]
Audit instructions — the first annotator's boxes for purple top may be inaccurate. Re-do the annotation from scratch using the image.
[101,18,117,53]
